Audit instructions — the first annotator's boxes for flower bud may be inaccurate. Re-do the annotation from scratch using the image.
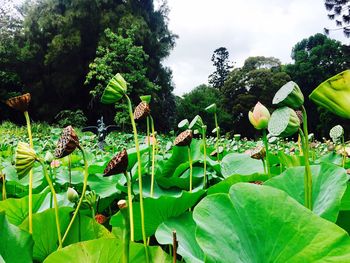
[15,142,37,179]
[248,102,270,130]
[5,93,31,112]
[268,107,300,137]
[67,187,79,203]
[309,70,350,119]
[117,199,127,210]
[101,73,127,104]
[273,81,304,109]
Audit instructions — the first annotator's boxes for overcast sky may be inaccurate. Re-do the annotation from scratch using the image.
[158,0,348,96]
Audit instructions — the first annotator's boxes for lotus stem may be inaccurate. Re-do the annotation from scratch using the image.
[150,116,156,197]
[62,145,89,244]
[301,105,313,210]
[24,110,33,234]
[38,159,62,249]
[188,146,193,193]
[124,171,134,241]
[1,173,6,200]
[202,129,207,188]
[172,230,177,263]
[214,112,220,161]
[119,201,130,263]
[342,135,346,168]
[262,129,271,178]
[125,95,149,263]
[146,116,151,175]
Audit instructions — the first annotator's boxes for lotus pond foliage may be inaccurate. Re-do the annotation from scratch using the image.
[1,71,350,262]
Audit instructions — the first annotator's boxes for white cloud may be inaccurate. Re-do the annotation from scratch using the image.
[161,0,348,95]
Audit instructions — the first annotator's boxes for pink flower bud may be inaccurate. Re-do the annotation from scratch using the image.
[248,102,270,130]
[50,160,60,168]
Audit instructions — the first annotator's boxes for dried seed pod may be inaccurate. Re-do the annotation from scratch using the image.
[6,93,31,112]
[95,214,108,224]
[54,126,79,158]
[117,199,127,210]
[174,130,192,146]
[134,101,150,121]
[104,148,128,176]
[250,146,266,160]
[295,110,303,124]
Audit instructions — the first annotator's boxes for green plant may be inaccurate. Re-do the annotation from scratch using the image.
[55,110,87,128]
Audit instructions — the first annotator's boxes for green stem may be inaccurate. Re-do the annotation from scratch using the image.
[146,116,151,175]
[262,129,271,178]
[301,105,313,210]
[262,159,267,175]
[125,95,149,262]
[214,112,220,161]
[61,146,89,244]
[150,116,156,197]
[124,171,134,241]
[188,146,193,193]
[342,135,346,168]
[24,111,33,234]
[120,205,130,263]
[38,159,62,249]
[202,129,207,189]
[1,174,6,200]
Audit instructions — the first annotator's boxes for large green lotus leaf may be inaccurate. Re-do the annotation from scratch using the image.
[110,190,204,241]
[37,191,74,212]
[207,173,268,195]
[340,182,350,211]
[315,152,343,166]
[157,166,204,190]
[265,163,348,222]
[220,153,264,177]
[278,151,305,167]
[44,238,172,263]
[88,173,123,198]
[0,188,49,225]
[0,211,33,263]
[193,183,350,262]
[155,212,204,263]
[20,207,112,261]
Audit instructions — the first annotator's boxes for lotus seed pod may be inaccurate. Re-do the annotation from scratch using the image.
[174,130,193,146]
[309,70,350,119]
[178,119,189,130]
[118,199,127,210]
[268,107,300,138]
[104,148,128,176]
[5,93,31,112]
[327,143,335,152]
[249,146,266,160]
[189,115,204,132]
[295,110,303,124]
[248,102,270,130]
[329,125,344,143]
[134,101,150,121]
[54,126,79,158]
[101,73,127,104]
[205,103,217,114]
[272,81,304,109]
[67,187,79,203]
[15,142,37,180]
[95,214,108,224]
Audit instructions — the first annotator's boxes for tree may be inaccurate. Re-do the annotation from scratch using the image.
[0,0,177,131]
[324,0,350,37]
[222,56,291,137]
[284,33,350,137]
[208,47,233,90]
[176,84,232,133]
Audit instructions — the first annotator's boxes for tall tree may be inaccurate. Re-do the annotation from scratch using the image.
[324,0,350,37]
[208,47,233,90]
[285,33,350,137]
[222,56,291,137]
[0,0,177,131]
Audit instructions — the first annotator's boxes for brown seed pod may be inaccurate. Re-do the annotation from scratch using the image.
[295,110,303,124]
[174,130,193,146]
[134,101,150,121]
[104,148,128,176]
[5,93,31,112]
[250,146,266,160]
[95,214,108,224]
[54,126,80,158]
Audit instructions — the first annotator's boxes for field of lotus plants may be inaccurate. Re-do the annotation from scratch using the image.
[1,70,350,262]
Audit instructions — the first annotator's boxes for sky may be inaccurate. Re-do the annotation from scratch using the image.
[157,0,348,96]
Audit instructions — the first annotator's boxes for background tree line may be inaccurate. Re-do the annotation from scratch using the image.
[0,0,349,137]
